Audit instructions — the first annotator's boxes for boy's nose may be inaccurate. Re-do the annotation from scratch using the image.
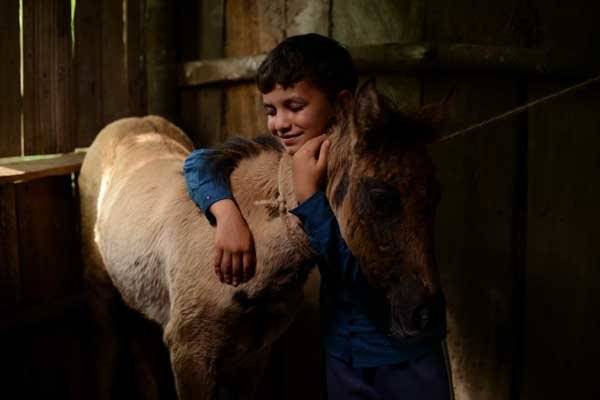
[273,114,292,134]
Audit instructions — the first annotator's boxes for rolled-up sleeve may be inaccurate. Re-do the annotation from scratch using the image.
[183,149,233,224]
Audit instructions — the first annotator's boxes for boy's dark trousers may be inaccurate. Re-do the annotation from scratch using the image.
[325,344,451,400]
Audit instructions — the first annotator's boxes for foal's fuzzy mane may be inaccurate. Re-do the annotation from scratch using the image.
[202,135,284,185]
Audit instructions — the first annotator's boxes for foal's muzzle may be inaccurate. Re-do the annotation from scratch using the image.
[388,274,443,339]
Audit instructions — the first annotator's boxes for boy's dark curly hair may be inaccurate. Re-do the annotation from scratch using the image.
[256,33,358,101]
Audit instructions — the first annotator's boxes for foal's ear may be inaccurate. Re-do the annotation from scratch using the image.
[417,86,455,144]
[414,103,449,144]
[353,79,384,136]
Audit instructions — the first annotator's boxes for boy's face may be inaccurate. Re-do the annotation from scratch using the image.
[262,80,334,154]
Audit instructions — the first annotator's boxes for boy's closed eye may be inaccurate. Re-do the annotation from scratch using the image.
[263,98,307,116]
[285,99,306,112]
[264,105,276,116]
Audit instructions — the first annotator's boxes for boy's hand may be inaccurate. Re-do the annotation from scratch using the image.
[293,134,330,203]
[209,199,256,286]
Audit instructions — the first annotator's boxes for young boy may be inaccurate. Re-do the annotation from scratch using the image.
[184,33,451,399]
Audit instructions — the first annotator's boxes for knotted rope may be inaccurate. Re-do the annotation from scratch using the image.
[253,156,316,260]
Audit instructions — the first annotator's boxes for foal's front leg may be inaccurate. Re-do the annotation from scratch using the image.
[164,317,219,400]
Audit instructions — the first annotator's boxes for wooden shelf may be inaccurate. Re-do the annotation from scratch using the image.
[0,152,86,184]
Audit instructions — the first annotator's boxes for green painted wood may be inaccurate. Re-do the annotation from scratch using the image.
[22,0,74,155]
[0,0,22,157]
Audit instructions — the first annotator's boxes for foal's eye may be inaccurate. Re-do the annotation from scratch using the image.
[369,188,401,215]
[358,178,402,218]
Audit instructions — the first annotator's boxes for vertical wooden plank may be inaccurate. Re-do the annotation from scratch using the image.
[426,76,519,400]
[74,0,103,148]
[523,82,600,399]
[0,183,20,308]
[223,0,283,139]
[424,2,538,399]
[22,0,74,155]
[15,174,86,399]
[102,0,130,123]
[76,0,143,148]
[16,175,81,305]
[127,0,147,117]
[178,0,226,147]
[0,0,22,157]
[145,0,178,121]
[0,182,24,399]
[521,2,600,397]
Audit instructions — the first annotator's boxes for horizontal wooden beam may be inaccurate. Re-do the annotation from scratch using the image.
[179,42,597,87]
[0,152,86,184]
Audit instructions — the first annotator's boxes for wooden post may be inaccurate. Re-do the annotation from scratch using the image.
[22,0,74,155]
[145,0,178,121]
[0,0,21,157]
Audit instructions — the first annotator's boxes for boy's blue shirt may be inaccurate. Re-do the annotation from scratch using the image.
[183,149,446,368]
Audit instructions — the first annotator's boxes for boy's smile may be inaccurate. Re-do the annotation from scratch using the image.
[262,80,335,154]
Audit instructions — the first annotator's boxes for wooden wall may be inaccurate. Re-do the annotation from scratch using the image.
[0,0,147,158]
[178,1,600,399]
[0,156,89,399]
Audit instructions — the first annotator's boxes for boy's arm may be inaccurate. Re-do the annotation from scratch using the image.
[183,149,256,286]
[183,148,233,224]
[289,191,355,279]
[289,135,356,277]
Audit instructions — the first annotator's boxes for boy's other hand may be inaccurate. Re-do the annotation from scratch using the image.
[209,199,256,286]
[293,134,330,203]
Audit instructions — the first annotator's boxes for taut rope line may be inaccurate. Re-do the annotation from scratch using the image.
[437,73,600,143]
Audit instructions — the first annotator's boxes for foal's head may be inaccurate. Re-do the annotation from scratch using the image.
[330,81,444,339]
